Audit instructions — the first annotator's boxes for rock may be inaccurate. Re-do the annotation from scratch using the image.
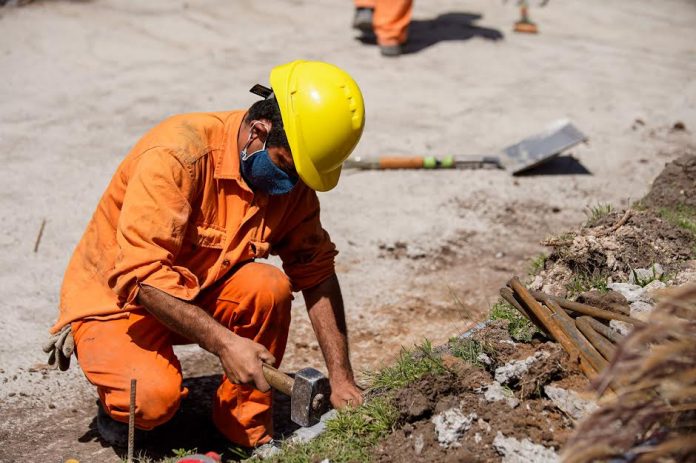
[494,351,551,385]
[413,433,425,455]
[431,407,477,448]
[544,385,598,421]
[477,353,492,366]
[610,319,633,336]
[493,432,559,463]
[482,381,519,408]
[530,275,544,291]
[607,283,645,303]
[628,264,664,286]
[642,279,667,297]
[630,301,655,321]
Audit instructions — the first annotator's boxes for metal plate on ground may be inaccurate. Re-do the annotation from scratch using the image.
[499,119,588,175]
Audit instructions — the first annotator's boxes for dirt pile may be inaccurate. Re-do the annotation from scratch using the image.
[532,154,696,298]
[371,322,587,463]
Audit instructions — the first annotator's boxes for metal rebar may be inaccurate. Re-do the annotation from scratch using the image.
[128,378,136,463]
[584,316,625,344]
[576,317,617,361]
[507,278,591,373]
[530,290,643,326]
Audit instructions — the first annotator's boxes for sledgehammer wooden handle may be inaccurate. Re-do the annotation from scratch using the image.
[262,363,294,396]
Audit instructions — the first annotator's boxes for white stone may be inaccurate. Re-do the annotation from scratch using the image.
[431,408,477,448]
[544,385,598,421]
[629,264,664,285]
[607,283,645,302]
[630,301,655,321]
[610,319,632,336]
[482,381,520,408]
[413,433,424,455]
[289,409,337,444]
[642,279,666,298]
[494,351,550,384]
[493,432,559,463]
[530,275,544,291]
[477,353,492,366]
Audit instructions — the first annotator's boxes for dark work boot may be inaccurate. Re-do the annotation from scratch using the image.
[352,7,374,33]
[96,403,149,447]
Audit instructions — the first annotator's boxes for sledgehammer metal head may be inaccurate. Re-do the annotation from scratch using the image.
[291,367,331,427]
[262,364,331,427]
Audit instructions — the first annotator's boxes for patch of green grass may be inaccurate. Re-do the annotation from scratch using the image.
[265,396,398,463]
[585,203,613,227]
[489,299,538,342]
[528,253,547,276]
[366,339,446,392]
[448,337,493,366]
[566,271,608,296]
[660,205,696,235]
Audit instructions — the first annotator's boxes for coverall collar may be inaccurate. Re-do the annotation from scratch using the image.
[214,111,245,181]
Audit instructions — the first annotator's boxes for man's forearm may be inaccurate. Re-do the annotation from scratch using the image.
[136,284,229,356]
[302,274,355,383]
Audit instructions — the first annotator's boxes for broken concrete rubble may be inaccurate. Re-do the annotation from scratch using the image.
[494,351,551,385]
[431,407,477,448]
[482,381,520,408]
[543,385,598,421]
[493,432,559,463]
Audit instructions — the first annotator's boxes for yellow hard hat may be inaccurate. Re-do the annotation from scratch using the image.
[270,60,365,192]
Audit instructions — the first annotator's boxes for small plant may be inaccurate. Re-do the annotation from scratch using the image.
[366,339,446,392]
[529,253,548,275]
[566,271,608,295]
[660,205,696,235]
[585,203,613,227]
[490,299,538,342]
[449,337,494,366]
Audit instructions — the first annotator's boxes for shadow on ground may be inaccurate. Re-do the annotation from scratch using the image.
[77,375,299,461]
[357,12,504,54]
[518,155,592,176]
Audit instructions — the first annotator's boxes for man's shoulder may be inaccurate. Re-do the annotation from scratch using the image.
[134,110,243,166]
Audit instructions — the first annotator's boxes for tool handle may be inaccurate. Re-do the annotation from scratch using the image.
[378,156,426,169]
[262,363,294,396]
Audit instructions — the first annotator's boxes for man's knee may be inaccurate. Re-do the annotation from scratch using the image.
[101,372,184,429]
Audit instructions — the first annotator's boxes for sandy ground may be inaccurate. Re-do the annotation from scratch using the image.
[0,0,695,461]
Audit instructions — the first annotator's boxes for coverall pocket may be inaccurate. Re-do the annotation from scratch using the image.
[187,224,227,249]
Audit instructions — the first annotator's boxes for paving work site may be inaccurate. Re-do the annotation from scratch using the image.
[0,1,695,462]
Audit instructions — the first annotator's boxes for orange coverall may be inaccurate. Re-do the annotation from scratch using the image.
[53,110,338,447]
[354,0,414,46]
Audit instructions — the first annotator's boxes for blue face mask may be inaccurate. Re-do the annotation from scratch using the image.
[240,123,298,196]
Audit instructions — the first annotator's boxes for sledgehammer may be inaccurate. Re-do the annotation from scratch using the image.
[262,364,331,427]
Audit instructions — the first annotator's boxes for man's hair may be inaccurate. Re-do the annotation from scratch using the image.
[245,98,290,150]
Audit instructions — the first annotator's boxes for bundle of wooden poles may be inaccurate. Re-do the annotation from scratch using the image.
[500,277,645,379]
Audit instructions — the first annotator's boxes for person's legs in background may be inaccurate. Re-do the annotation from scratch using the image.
[373,0,414,56]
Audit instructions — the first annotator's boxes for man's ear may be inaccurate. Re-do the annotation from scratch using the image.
[251,119,272,140]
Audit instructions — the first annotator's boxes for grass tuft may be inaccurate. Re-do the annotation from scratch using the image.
[490,299,538,342]
[266,397,397,463]
[660,205,696,235]
[366,339,446,392]
[528,253,547,276]
[585,203,613,227]
[566,271,608,296]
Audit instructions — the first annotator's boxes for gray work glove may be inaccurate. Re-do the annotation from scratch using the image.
[42,325,75,371]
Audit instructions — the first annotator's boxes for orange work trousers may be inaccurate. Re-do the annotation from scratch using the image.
[354,0,414,46]
[71,262,293,447]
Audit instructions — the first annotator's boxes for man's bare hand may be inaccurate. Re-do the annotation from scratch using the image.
[330,379,363,410]
[217,333,276,392]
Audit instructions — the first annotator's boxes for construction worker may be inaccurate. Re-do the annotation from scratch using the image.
[353,0,414,56]
[45,60,365,449]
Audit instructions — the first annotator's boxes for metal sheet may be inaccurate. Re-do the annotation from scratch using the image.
[499,119,587,174]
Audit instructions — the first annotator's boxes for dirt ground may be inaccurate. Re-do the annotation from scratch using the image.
[1,0,695,461]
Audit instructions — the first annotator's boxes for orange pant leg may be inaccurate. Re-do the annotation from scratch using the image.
[72,312,186,430]
[72,261,292,446]
[198,262,293,448]
[355,0,375,9]
[373,0,413,46]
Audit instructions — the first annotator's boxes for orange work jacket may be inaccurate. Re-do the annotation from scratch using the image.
[51,110,337,334]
